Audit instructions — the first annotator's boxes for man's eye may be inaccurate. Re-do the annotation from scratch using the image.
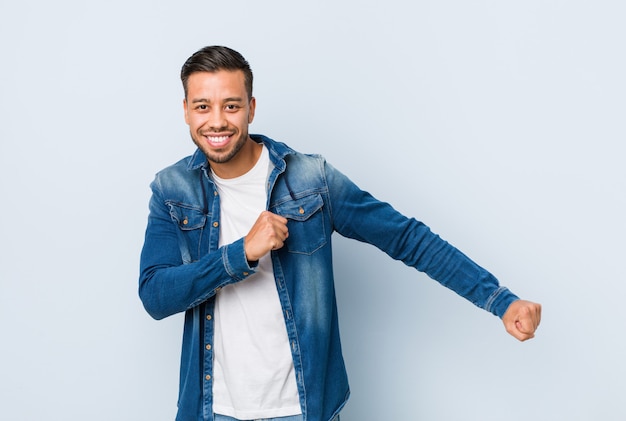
[225,104,239,111]
[197,104,208,110]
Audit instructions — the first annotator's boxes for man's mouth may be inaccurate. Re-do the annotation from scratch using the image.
[205,134,231,146]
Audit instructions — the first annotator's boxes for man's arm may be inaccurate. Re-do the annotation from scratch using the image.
[324,160,541,339]
[139,182,290,320]
[138,183,255,320]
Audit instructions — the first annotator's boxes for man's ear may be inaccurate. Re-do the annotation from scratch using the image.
[183,98,189,125]
[248,97,256,124]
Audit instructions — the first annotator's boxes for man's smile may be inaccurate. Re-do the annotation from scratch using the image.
[204,134,232,146]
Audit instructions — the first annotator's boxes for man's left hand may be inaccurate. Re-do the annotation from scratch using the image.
[502,299,542,341]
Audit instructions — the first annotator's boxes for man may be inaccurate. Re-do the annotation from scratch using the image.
[139,46,541,421]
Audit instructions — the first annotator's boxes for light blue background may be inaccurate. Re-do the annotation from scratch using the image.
[1,1,624,420]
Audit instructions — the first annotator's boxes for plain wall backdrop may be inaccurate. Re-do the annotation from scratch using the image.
[1,1,624,420]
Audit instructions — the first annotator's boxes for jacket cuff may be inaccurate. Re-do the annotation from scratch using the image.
[222,238,257,281]
[485,287,520,318]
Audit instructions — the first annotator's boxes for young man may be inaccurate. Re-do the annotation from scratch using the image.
[139,46,541,421]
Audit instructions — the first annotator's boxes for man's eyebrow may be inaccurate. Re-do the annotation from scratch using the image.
[190,97,245,104]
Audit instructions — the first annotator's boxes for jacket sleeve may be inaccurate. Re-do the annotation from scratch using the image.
[323,160,518,318]
[138,176,256,320]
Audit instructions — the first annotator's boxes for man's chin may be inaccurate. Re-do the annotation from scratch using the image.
[204,147,240,165]
[192,134,247,165]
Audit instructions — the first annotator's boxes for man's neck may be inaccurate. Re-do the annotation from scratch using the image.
[210,137,263,179]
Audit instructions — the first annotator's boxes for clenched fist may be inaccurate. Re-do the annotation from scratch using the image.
[502,299,542,341]
[244,211,289,262]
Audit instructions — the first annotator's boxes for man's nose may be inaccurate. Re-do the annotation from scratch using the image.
[207,109,227,129]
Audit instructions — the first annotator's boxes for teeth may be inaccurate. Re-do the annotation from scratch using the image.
[207,135,229,144]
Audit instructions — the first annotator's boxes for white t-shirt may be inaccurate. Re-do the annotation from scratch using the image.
[211,145,301,419]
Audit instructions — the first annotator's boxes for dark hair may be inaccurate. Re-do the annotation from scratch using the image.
[180,46,253,99]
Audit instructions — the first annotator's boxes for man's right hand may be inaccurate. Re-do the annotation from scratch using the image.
[244,211,289,262]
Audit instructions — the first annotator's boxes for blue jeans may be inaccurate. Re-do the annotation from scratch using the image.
[214,414,339,421]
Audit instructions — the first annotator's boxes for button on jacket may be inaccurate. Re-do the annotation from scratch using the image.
[139,134,519,421]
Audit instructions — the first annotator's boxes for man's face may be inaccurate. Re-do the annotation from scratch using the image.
[184,70,256,167]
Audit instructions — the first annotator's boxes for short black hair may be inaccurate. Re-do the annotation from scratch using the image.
[180,46,253,99]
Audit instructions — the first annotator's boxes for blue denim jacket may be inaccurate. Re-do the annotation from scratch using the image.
[139,134,519,421]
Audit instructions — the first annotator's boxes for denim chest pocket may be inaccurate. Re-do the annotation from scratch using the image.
[272,193,327,255]
[166,201,207,263]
